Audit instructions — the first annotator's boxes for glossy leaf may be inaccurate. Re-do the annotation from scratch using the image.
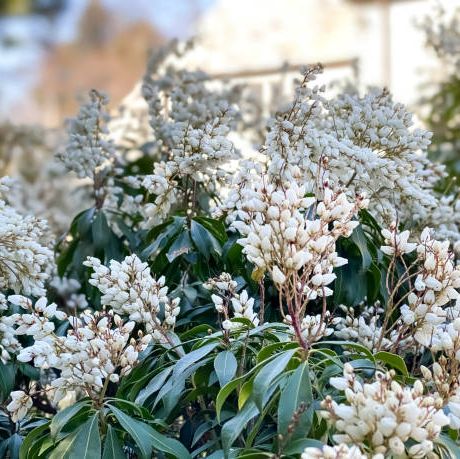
[214,351,238,388]
[277,362,313,437]
[109,405,191,458]
[253,348,297,411]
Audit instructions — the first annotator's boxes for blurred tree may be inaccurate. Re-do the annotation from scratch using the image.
[33,0,164,126]
[0,0,65,16]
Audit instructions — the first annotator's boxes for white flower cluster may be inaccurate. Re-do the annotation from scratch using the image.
[302,444,371,459]
[134,42,239,227]
[9,295,67,339]
[286,312,334,344]
[7,390,33,423]
[232,181,365,293]
[1,294,67,363]
[323,364,449,458]
[204,272,259,329]
[392,227,460,348]
[16,309,149,406]
[58,89,116,180]
[0,293,20,363]
[333,303,395,352]
[84,254,180,343]
[255,65,453,240]
[0,181,54,297]
[381,223,417,257]
[420,358,460,430]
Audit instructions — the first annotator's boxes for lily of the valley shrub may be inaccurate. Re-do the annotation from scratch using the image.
[2,40,460,459]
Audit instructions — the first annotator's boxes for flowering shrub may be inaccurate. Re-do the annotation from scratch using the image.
[2,40,460,459]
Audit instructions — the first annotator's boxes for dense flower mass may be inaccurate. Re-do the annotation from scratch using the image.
[126,41,240,228]
[16,309,150,406]
[0,180,54,297]
[58,89,116,180]
[84,254,180,343]
[3,31,460,458]
[302,444,371,459]
[204,272,259,329]
[323,364,449,458]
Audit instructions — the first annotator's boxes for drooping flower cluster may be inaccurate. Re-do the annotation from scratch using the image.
[231,178,366,347]
[420,357,460,430]
[380,225,460,349]
[302,443,372,459]
[130,42,239,227]
[323,364,449,458]
[0,180,54,297]
[255,65,455,241]
[16,309,149,407]
[7,390,33,423]
[288,311,334,344]
[0,293,20,363]
[9,295,67,340]
[58,89,116,181]
[232,182,365,290]
[1,295,67,363]
[204,272,259,330]
[84,254,180,343]
[333,302,395,352]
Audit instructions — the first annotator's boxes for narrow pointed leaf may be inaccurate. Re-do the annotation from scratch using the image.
[253,348,297,411]
[109,405,190,458]
[102,425,125,459]
[214,351,238,388]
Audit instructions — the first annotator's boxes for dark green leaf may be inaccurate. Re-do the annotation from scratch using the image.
[108,405,190,458]
[49,414,101,459]
[166,230,193,262]
[50,400,91,438]
[253,349,297,412]
[214,351,238,388]
[102,425,125,459]
[277,362,313,437]
[190,220,222,260]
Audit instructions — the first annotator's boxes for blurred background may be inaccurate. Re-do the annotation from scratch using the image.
[0,0,457,127]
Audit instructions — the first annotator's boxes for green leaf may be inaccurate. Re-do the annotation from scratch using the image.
[102,425,125,459]
[190,220,222,260]
[141,216,185,259]
[253,349,297,412]
[193,216,228,244]
[215,354,281,422]
[76,208,96,237]
[92,211,110,250]
[50,400,91,438]
[135,367,173,405]
[277,362,313,437]
[282,438,324,455]
[375,351,409,377]
[49,414,101,459]
[221,400,259,456]
[214,351,238,388]
[172,341,220,379]
[7,433,22,459]
[350,225,373,271]
[166,230,193,262]
[436,434,460,459]
[108,405,190,459]
[20,422,50,459]
[216,375,247,423]
[0,362,16,402]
